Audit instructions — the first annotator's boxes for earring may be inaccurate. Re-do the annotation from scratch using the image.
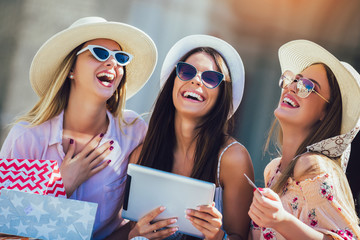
[69,74,74,79]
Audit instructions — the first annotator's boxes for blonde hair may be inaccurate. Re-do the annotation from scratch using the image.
[16,43,127,127]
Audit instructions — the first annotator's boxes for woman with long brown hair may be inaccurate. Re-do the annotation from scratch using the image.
[248,40,360,240]
[128,35,254,240]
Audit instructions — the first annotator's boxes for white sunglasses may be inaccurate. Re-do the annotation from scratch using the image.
[77,45,133,66]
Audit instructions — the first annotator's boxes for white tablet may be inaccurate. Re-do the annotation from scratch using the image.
[122,163,216,238]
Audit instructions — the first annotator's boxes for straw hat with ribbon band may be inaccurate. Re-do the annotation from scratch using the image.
[160,34,245,118]
[278,39,360,171]
[30,16,158,100]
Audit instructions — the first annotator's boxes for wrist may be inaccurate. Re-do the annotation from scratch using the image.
[272,213,327,240]
[63,183,75,198]
[128,231,136,240]
[272,210,294,233]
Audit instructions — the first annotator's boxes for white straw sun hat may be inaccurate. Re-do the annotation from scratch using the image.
[160,34,245,117]
[30,16,157,99]
[278,39,360,135]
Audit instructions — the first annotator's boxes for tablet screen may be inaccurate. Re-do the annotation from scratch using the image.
[122,164,216,238]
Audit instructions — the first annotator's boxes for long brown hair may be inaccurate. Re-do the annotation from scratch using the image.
[271,63,359,224]
[269,63,342,193]
[138,47,234,183]
[267,63,359,224]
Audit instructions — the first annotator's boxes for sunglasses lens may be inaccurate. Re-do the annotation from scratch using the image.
[202,71,224,89]
[93,47,110,61]
[279,73,293,89]
[297,78,314,98]
[177,62,197,81]
[115,53,131,65]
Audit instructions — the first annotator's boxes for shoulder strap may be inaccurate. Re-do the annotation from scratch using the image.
[217,141,241,187]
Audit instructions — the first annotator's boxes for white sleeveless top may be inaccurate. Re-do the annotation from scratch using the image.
[214,141,241,215]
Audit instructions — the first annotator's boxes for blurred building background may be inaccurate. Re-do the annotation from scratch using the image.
[0,0,359,186]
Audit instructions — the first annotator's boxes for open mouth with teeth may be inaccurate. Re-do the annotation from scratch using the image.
[283,97,299,108]
[182,91,204,102]
[97,72,115,87]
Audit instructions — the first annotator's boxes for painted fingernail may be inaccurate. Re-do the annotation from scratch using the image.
[100,133,104,138]
[185,209,191,214]
[107,160,111,164]
[110,140,114,145]
[109,146,114,151]
[160,206,166,211]
[171,227,178,232]
[253,188,256,192]
[258,188,264,191]
[170,219,177,224]
[70,139,74,144]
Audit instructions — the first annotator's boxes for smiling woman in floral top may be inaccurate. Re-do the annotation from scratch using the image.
[248,40,360,240]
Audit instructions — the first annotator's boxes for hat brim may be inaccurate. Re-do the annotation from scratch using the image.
[279,39,360,134]
[30,17,157,100]
[160,35,245,117]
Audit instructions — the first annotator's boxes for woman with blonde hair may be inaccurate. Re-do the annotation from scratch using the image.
[249,40,360,239]
[0,16,157,239]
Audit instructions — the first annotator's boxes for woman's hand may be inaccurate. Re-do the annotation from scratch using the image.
[248,188,290,229]
[249,188,333,240]
[60,134,114,197]
[129,206,178,240]
[186,202,224,240]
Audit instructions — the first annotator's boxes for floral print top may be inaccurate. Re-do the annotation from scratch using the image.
[249,158,360,240]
